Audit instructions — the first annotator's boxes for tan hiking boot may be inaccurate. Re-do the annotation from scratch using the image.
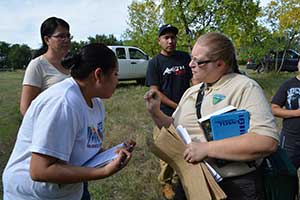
[162,183,175,200]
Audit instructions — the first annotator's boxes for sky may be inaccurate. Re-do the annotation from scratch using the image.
[0,0,133,49]
[1,0,270,49]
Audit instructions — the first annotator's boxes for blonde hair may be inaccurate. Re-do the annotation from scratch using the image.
[196,32,240,73]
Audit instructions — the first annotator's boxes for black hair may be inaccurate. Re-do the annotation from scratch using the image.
[62,43,117,80]
[33,17,70,58]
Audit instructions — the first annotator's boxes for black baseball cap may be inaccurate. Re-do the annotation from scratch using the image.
[158,24,178,37]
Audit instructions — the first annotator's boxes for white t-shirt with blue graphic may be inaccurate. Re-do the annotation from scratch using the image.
[2,77,105,200]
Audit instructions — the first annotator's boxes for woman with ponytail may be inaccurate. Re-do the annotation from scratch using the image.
[20,16,71,115]
[145,32,279,199]
[3,43,135,200]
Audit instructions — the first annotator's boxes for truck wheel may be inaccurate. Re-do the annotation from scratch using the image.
[136,78,145,85]
[255,65,265,73]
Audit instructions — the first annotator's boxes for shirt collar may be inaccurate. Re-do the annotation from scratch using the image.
[206,73,237,90]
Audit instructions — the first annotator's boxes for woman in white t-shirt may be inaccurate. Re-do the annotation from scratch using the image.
[3,43,135,200]
[20,16,71,116]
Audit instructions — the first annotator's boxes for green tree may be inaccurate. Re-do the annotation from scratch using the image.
[125,0,261,56]
[7,44,31,69]
[216,1,260,50]
[70,34,122,54]
[162,0,260,51]
[0,41,11,67]
[87,34,123,45]
[161,0,220,51]
[123,0,161,56]
[70,40,87,53]
[265,0,300,71]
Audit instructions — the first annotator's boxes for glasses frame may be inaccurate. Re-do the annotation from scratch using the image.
[196,60,212,65]
[191,57,213,66]
[50,33,72,40]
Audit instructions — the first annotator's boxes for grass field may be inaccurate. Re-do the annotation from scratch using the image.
[0,69,296,199]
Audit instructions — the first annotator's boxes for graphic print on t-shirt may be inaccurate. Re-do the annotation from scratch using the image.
[163,65,187,76]
[287,87,300,109]
[87,121,103,148]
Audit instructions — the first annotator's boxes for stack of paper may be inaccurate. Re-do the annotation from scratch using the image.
[176,125,191,144]
[176,125,223,182]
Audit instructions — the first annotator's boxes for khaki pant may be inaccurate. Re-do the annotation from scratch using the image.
[153,126,178,185]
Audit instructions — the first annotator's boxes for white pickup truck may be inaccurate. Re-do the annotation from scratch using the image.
[108,46,149,84]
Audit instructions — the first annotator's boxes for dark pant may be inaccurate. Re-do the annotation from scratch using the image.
[173,180,187,200]
[280,130,300,168]
[81,182,90,200]
[174,168,264,200]
[219,169,264,200]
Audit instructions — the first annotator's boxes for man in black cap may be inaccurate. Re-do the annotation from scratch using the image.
[146,24,192,199]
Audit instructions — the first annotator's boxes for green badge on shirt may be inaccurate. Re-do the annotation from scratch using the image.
[213,94,225,105]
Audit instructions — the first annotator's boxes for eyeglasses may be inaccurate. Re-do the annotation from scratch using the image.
[190,57,213,66]
[51,33,72,40]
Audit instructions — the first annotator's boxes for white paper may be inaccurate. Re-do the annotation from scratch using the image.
[176,125,223,182]
[82,143,125,168]
[176,125,192,144]
[204,161,223,182]
[198,105,236,123]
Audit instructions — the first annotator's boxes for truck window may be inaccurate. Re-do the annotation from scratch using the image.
[116,48,126,59]
[129,48,147,60]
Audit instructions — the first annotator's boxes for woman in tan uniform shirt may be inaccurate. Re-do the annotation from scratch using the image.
[145,32,279,199]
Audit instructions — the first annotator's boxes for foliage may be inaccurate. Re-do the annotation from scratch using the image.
[215,0,261,53]
[266,0,300,35]
[161,0,216,51]
[70,34,123,53]
[0,42,31,69]
[70,40,88,53]
[7,44,32,69]
[87,34,123,45]
[0,34,123,69]
[239,25,283,72]
[125,0,261,56]
[0,41,10,66]
[123,0,161,56]
[124,0,298,71]
[264,0,300,71]
[0,1,299,72]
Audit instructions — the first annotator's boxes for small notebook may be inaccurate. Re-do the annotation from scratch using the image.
[198,108,250,167]
[82,143,125,168]
[198,106,249,141]
[210,110,250,140]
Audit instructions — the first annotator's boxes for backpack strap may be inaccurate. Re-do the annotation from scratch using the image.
[195,83,206,119]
